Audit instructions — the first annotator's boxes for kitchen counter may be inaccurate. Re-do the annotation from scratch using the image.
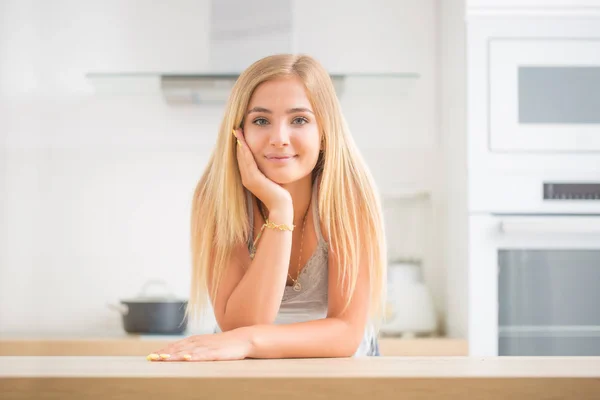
[2,356,599,399]
[0,335,468,357]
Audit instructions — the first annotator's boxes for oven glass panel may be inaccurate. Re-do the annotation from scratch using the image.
[498,249,600,356]
[499,336,600,356]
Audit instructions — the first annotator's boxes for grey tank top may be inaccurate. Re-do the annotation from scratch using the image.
[244,177,378,357]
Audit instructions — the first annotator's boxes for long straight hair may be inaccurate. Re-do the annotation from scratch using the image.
[186,54,387,329]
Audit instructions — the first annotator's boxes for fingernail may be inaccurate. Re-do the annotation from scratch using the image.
[183,354,192,361]
[147,353,160,361]
[159,354,171,360]
[237,139,241,147]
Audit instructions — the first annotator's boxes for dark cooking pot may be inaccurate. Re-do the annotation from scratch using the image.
[108,279,188,335]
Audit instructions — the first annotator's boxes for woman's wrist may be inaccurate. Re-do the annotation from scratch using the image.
[231,326,257,359]
[267,201,294,225]
[266,208,294,227]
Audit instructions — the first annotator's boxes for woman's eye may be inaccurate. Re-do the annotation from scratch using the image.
[253,118,269,126]
[292,117,308,125]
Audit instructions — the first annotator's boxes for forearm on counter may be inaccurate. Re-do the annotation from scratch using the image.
[239,318,364,359]
[220,209,293,330]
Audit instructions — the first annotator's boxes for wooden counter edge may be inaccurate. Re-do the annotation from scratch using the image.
[3,376,598,400]
[0,337,468,357]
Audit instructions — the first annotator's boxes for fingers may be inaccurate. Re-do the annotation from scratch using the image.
[146,352,192,361]
[233,128,260,188]
[146,344,192,362]
[146,353,172,361]
[147,342,230,362]
[146,344,177,361]
[232,128,242,148]
[147,336,195,361]
[234,128,252,160]
[146,335,212,362]
[233,128,246,165]
[147,348,222,362]
[146,333,247,362]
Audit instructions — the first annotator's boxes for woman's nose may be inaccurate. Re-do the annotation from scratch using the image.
[269,123,291,147]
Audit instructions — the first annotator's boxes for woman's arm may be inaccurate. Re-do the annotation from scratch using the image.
[239,238,371,358]
[149,232,371,361]
[212,206,294,331]
[211,129,299,331]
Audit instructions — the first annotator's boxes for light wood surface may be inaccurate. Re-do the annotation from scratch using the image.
[2,356,599,400]
[379,337,467,356]
[0,336,468,357]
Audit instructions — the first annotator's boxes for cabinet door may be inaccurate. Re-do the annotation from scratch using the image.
[208,0,294,72]
[0,0,211,93]
[293,0,434,74]
[293,0,436,151]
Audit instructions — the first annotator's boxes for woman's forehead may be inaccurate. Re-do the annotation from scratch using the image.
[247,76,312,112]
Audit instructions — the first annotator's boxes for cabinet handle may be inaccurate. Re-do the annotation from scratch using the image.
[499,216,600,234]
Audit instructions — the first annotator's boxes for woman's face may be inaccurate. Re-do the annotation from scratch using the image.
[242,76,321,185]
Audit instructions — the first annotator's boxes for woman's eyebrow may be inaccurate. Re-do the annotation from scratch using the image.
[247,106,314,115]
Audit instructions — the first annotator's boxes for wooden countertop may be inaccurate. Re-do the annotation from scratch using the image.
[2,356,599,399]
[0,336,468,357]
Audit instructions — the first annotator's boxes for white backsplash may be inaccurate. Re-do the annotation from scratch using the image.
[0,94,438,336]
[383,194,432,263]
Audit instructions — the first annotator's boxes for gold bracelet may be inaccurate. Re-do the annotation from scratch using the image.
[250,220,294,259]
[263,219,295,231]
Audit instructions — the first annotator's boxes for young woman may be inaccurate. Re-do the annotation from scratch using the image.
[148,54,387,361]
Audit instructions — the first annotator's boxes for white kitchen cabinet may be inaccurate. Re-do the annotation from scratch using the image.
[293,0,435,74]
[292,1,437,150]
[208,0,295,72]
[0,0,211,94]
[208,0,435,75]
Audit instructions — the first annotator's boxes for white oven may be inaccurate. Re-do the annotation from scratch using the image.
[467,13,600,356]
[469,212,600,356]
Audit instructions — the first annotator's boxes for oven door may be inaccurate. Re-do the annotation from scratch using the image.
[489,38,600,152]
[469,214,600,356]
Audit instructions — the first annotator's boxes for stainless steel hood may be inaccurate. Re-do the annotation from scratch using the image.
[84,0,421,105]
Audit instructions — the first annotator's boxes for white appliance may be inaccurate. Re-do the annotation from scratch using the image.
[380,260,437,337]
[469,214,600,356]
[467,13,600,356]
[489,39,600,152]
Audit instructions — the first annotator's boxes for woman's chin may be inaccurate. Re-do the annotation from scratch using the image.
[264,170,296,185]
[264,169,315,186]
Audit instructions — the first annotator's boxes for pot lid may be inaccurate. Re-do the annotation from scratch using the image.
[121,297,187,303]
[121,279,188,303]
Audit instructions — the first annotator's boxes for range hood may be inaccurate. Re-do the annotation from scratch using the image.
[85,0,420,105]
[159,74,346,106]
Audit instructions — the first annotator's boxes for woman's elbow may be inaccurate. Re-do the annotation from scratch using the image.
[331,324,364,357]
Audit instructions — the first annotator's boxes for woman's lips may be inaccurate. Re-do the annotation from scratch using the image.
[264,155,297,164]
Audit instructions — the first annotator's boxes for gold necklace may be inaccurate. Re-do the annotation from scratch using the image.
[259,200,309,292]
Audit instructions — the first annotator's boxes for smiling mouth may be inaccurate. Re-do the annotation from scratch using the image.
[265,155,297,160]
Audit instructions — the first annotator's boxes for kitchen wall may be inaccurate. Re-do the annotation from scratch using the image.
[439,0,468,338]
[0,0,457,336]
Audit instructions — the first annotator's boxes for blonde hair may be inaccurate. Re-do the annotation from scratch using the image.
[186,54,387,330]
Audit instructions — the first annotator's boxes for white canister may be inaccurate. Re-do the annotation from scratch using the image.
[381,260,438,337]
